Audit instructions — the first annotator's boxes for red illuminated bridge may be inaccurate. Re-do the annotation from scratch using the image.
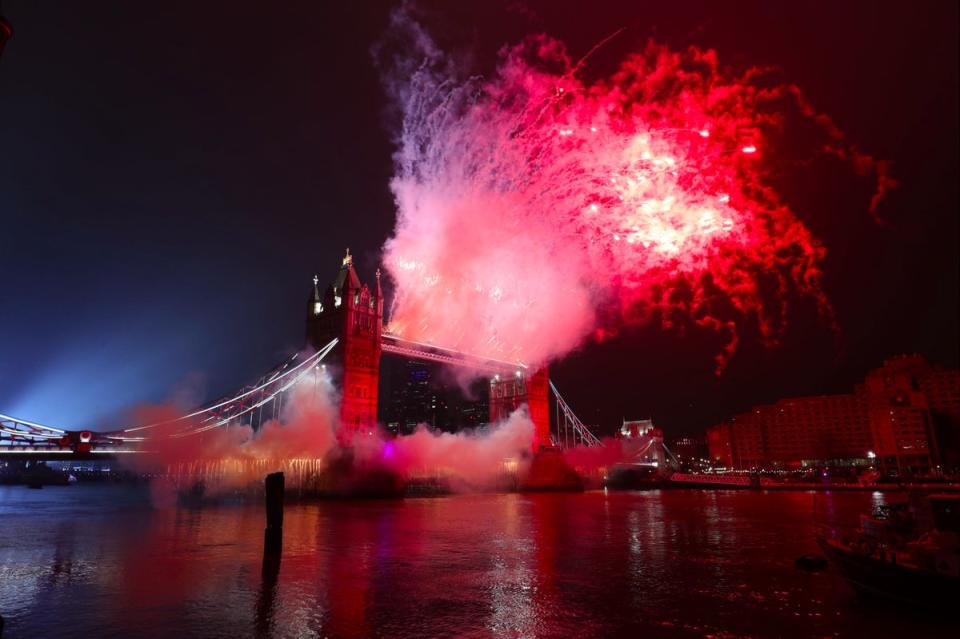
[0,253,602,461]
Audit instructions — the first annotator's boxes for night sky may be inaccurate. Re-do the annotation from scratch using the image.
[1,1,956,437]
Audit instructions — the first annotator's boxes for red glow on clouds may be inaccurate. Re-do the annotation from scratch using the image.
[381,18,889,372]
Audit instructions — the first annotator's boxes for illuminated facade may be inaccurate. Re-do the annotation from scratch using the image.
[921,368,960,471]
[525,369,551,449]
[488,369,550,448]
[862,355,958,476]
[306,250,383,439]
[621,419,656,438]
[707,394,871,470]
[669,436,707,461]
[615,419,666,467]
[707,355,960,475]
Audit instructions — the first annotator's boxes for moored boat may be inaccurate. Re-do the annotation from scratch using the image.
[604,462,664,489]
[816,494,959,608]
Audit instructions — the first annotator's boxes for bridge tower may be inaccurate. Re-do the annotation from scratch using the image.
[489,367,551,450]
[526,368,551,449]
[306,250,382,440]
[306,250,551,450]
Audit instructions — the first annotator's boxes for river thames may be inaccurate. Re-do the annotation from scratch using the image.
[0,486,955,638]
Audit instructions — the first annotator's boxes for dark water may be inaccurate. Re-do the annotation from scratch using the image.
[0,485,955,638]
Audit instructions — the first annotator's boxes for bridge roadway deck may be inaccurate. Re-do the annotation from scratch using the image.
[380,333,525,375]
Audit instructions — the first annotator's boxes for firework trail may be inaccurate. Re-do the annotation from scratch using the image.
[380,12,889,372]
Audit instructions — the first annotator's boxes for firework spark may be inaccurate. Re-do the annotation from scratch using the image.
[381,17,886,372]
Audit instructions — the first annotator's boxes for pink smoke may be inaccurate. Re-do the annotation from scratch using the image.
[384,408,533,489]
[124,373,535,496]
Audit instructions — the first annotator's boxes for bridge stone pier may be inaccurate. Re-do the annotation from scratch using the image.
[305,251,551,448]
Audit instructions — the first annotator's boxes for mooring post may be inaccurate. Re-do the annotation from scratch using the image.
[258,473,283,635]
[264,472,284,555]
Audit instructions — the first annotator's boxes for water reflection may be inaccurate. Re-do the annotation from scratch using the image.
[255,545,281,638]
[0,486,956,638]
[487,494,535,637]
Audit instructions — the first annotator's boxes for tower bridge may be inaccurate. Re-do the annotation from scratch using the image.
[305,250,555,449]
[0,251,602,461]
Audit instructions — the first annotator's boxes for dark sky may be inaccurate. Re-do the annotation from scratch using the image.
[1,1,957,437]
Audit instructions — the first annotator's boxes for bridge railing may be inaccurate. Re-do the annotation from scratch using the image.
[381,333,527,376]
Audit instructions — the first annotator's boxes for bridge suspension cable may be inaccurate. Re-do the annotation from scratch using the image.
[0,413,96,457]
[0,339,340,457]
[0,413,66,435]
[122,338,338,435]
[661,442,681,469]
[548,381,603,449]
[170,340,338,438]
[0,414,68,446]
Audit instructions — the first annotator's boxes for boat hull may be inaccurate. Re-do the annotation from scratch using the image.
[817,535,960,609]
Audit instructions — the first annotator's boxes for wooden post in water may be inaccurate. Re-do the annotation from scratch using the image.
[264,472,284,555]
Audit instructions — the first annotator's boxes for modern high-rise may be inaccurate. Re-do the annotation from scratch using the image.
[379,359,488,435]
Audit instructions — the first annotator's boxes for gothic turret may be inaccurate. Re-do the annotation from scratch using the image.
[305,249,383,439]
[375,268,384,328]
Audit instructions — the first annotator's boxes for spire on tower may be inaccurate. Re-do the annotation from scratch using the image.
[374,267,384,323]
[309,274,323,315]
[342,248,352,266]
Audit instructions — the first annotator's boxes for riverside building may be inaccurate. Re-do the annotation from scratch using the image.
[706,355,960,476]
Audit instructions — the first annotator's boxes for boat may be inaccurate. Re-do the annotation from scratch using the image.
[604,463,664,489]
[816,494,960,608]
[20,462,71,487]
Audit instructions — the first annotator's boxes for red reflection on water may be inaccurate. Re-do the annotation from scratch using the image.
[326,514,373,639]
[530,495,560,604]
[5,488,954,638]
